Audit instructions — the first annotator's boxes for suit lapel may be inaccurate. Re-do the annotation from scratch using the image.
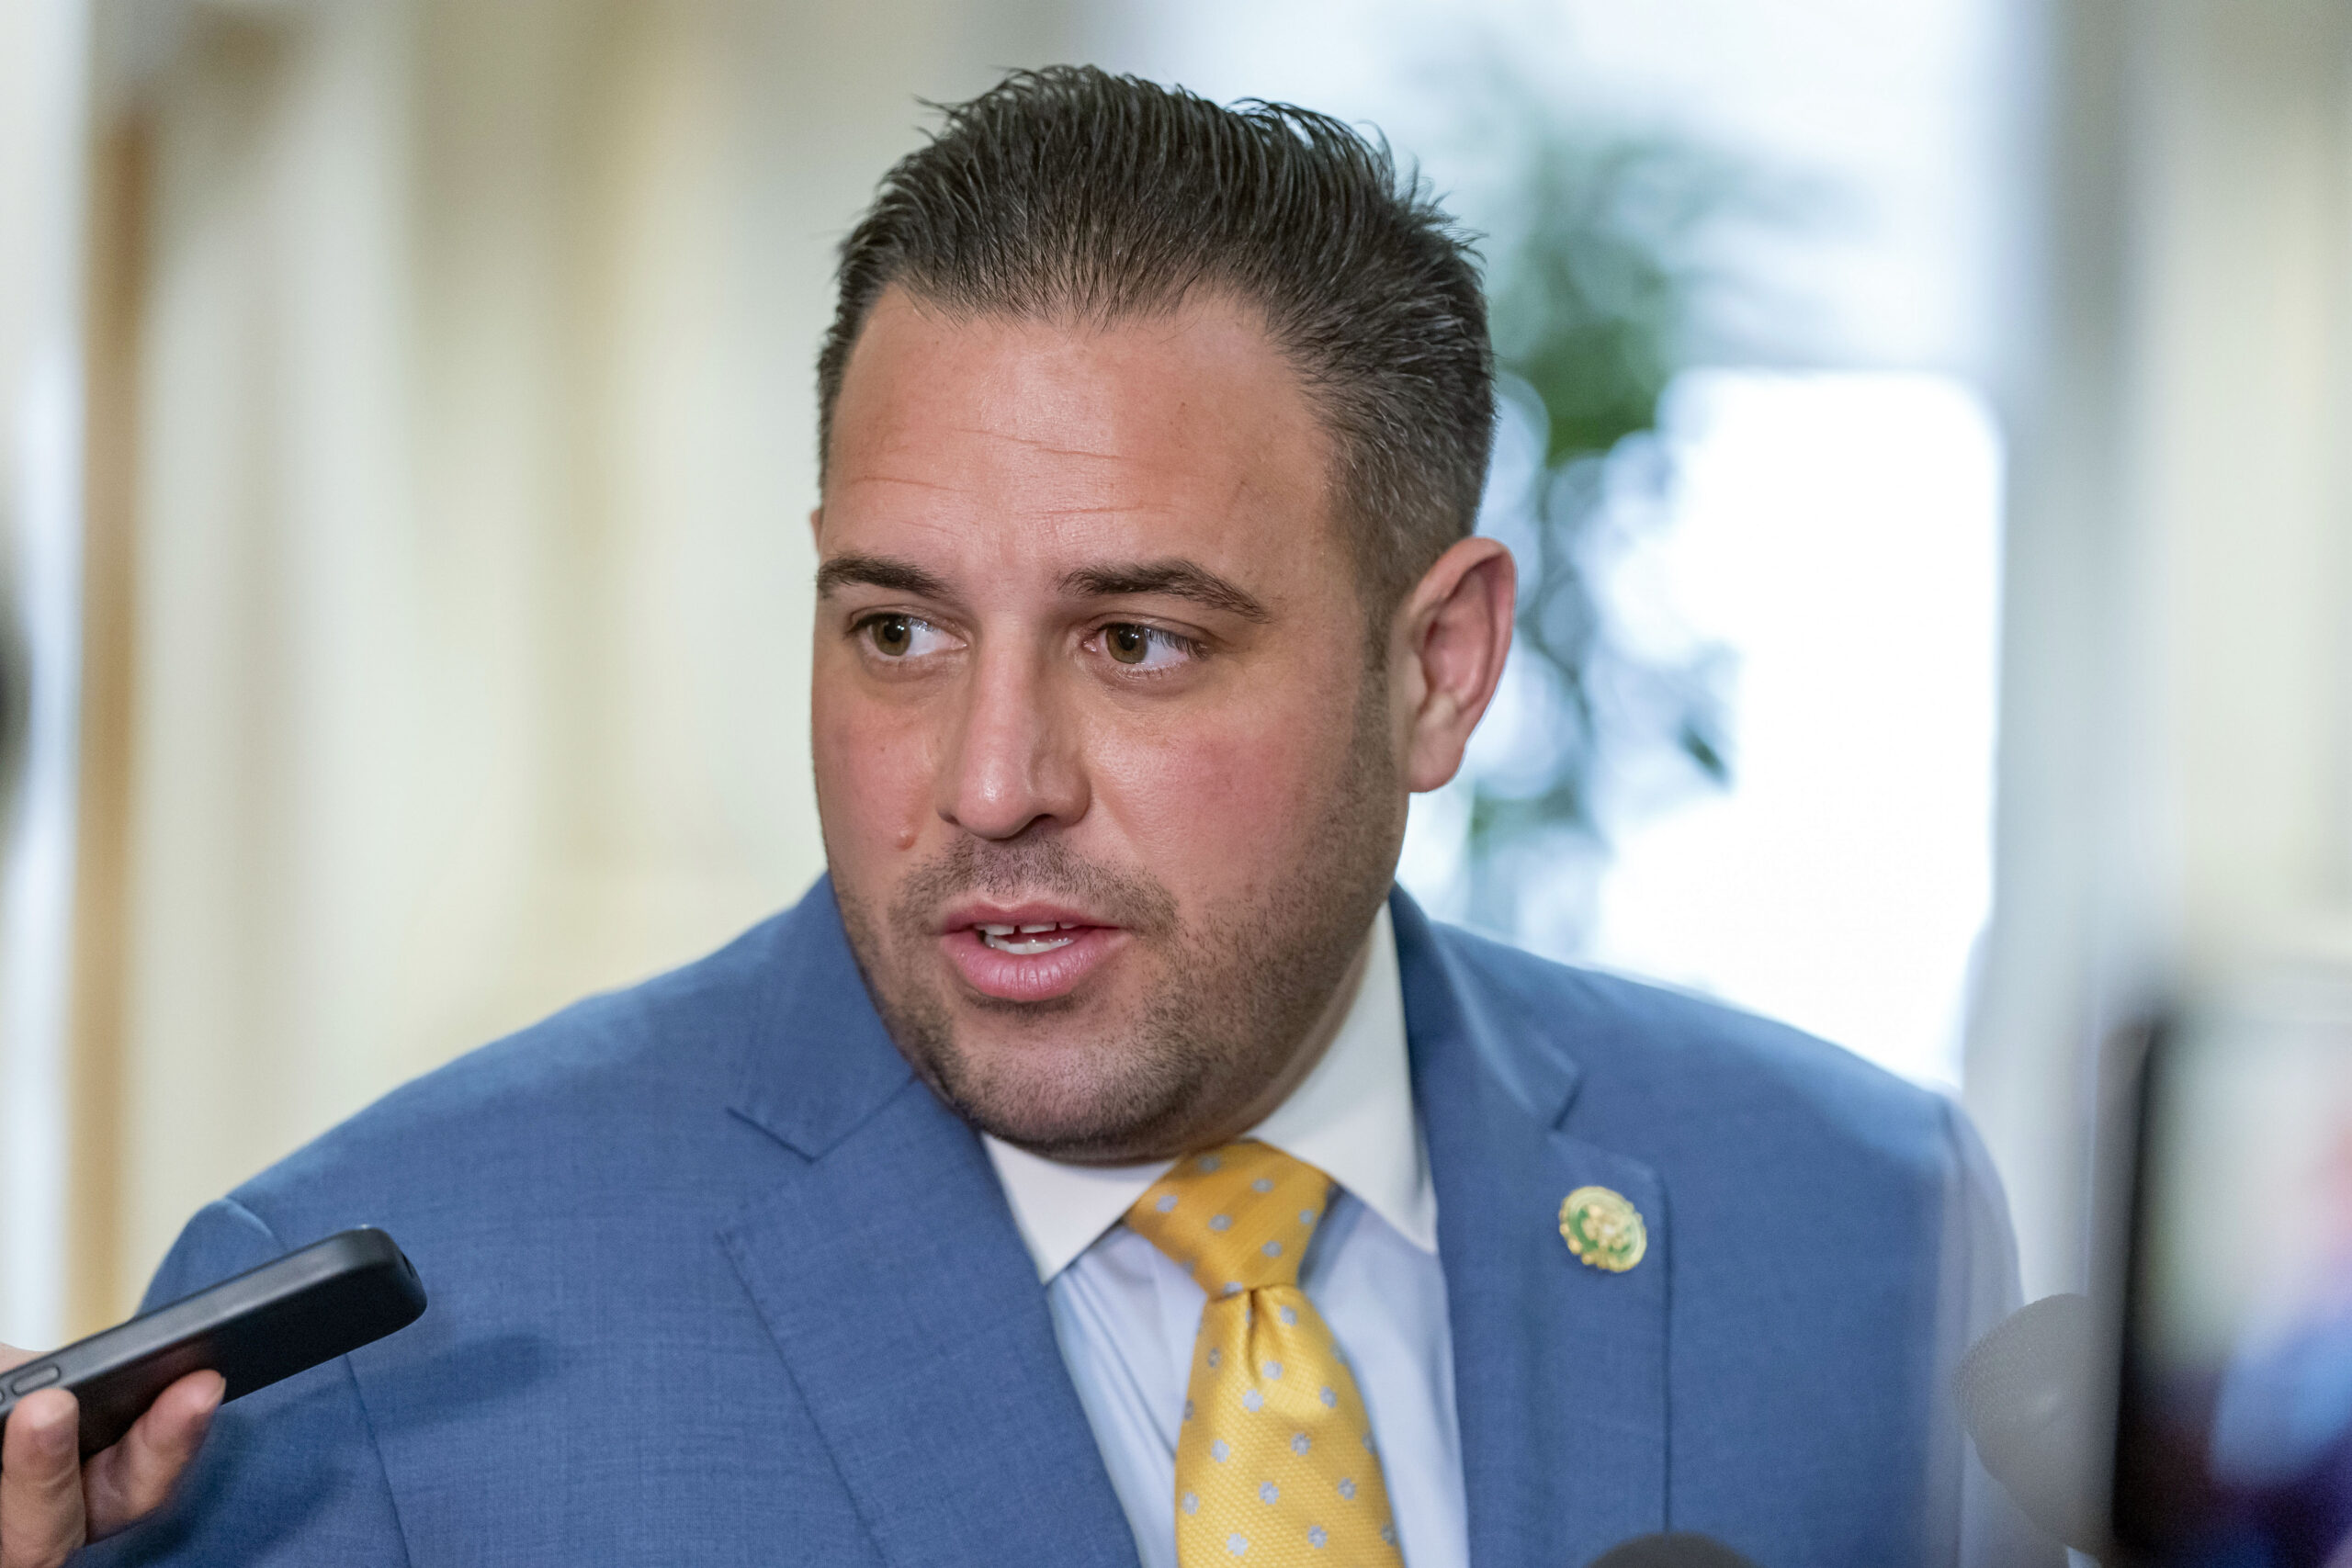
[1394,892,1670,1567]
[719,881,1139,1568]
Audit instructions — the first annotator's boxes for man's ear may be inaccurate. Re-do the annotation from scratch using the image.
[808,506,823,546]
[1391,536,1516,794]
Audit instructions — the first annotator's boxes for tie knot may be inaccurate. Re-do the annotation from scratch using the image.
[1124,1141,1334,1296]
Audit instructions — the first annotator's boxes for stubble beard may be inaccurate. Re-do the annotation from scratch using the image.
[832,669,1405,1162]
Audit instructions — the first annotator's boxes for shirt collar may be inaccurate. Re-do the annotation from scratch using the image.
[982,902,1434,1281]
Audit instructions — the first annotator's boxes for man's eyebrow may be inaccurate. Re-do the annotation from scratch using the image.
[815,553,955,601]
[1060,560,1271,623]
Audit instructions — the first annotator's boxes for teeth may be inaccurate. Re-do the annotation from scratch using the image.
[978,928,1079,955]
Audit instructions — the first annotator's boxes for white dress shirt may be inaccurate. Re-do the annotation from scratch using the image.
[984,905,1468,1568]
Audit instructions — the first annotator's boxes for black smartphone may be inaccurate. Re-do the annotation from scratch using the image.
[0,1226,426,1461]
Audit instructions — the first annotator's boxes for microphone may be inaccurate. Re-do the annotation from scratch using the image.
[1954,1292,2112,1553]
[1584,1534,1761,1568]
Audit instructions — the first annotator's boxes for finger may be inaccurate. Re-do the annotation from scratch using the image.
[82,1371,223,1542]
[0,1389,85,1568]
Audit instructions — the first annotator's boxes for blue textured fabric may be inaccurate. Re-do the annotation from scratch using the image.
[85,878,2030,1566]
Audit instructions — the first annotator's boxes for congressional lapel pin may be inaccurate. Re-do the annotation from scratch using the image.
[1559,1185,1646,1273]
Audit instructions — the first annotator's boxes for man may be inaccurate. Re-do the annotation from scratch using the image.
[79,68,2048,1566]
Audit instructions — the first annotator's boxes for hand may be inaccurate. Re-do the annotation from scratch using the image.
[0,1344,222,1568]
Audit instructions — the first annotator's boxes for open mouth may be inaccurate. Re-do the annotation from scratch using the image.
[974,921,1082,955]
[938,908,1123,1002]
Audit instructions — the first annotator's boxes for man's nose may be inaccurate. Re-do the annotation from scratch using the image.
[935,640,1089,840]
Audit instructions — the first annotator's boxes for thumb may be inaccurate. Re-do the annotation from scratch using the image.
[1,1389,87,1568]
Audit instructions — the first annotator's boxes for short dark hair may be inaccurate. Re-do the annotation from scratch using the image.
[817,66,1494,612]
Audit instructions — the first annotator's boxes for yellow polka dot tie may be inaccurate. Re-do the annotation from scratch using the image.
[1125,1141,1405,1567]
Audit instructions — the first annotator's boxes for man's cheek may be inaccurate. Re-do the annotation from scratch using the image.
[814,696,932,853]
[1096,710,1337,863]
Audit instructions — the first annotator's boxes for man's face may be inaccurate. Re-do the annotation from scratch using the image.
[813,288,1407,1162]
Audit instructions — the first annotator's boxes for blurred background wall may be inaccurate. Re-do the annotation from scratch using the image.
[1976,0,2352,1322]
[1,0,2348,1342]
[6,0,1080,1339]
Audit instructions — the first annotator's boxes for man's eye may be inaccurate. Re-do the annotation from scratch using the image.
[1100,623,1194,671]
[863,614,946,659]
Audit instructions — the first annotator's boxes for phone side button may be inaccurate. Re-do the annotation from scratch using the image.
[7,1364,60,1395]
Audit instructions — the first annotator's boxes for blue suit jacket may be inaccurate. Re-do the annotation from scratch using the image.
[93,881,2034,1566]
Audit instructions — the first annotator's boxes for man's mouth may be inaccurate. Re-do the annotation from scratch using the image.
[935,904,1125,1001]
[974,922,1082,955]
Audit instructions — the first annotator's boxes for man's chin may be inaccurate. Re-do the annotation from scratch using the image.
[917,1036,1210,1164]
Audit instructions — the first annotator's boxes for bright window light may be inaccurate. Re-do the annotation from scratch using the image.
[1407,369,2002,1088]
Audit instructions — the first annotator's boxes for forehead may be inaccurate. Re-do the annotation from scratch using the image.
[820,288,1340,583]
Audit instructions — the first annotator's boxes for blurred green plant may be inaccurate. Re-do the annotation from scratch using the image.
[1452,130,1772,934]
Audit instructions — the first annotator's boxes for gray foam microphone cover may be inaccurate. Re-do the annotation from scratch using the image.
[1955,1291,2109,1551]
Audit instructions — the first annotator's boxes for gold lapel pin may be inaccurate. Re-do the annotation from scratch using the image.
[1559,1185,1646,1273]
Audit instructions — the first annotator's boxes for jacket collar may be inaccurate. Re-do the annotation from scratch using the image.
[1393,888,1672,1566]
[720,878,1142,1568]
[727,875,914,1160]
